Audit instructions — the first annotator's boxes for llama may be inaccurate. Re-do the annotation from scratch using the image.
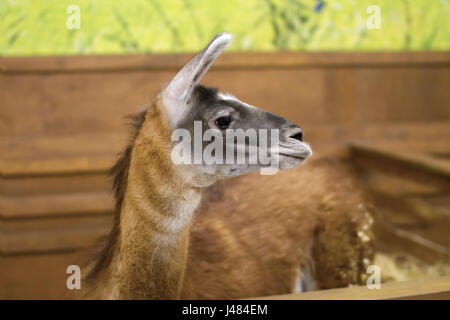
[86,33,374,299]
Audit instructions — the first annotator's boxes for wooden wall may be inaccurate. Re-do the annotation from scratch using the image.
[1,52,449,299]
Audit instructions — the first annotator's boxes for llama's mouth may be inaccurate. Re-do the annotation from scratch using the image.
[277,143,312,160]
[279,153,306,160]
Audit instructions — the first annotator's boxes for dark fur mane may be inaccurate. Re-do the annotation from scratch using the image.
[86,106,149,283]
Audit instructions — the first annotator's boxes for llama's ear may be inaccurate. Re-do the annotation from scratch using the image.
[162,32,232,128]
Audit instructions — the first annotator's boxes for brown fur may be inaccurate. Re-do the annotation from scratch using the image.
[86,96,374,299]
[181,157,374,298]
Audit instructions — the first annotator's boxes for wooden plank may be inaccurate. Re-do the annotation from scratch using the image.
[1,223,109,255]
[0,173,110,196]
[351,143,450,178]
[356,170,442,196]
[0,155,114,177]
[3,214,110,232]
[2,52,450,74]
[374,218,449,263]
[0,133,125,159]
[253,276,450,300]
[0,191,114,219]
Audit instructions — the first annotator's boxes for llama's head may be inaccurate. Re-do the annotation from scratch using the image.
[159,33,312,187]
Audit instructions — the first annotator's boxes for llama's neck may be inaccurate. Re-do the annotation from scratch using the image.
[108,103,202,299]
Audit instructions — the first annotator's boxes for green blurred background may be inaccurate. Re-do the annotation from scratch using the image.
[1,0,449,56]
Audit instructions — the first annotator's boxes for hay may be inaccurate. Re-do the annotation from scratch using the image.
[374,252,450,283]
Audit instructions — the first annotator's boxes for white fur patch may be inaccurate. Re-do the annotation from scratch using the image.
[293,242,315,293]
[293,265,315,293]
[217,92,237,101]
[155,189,201,246]
[218,92,258,110]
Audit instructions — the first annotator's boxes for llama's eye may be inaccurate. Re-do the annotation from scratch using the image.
[215,115,232,129]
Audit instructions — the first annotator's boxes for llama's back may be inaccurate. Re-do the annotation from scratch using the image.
[181,153,375,299]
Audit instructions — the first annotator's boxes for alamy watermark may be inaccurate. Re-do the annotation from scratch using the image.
[66,5,81,30]
[367,5,381,30]
[171,121,281,175]
[366,265,381,290]
[66,265,81,290]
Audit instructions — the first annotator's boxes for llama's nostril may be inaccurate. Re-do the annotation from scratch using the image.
[290,131,304,142]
